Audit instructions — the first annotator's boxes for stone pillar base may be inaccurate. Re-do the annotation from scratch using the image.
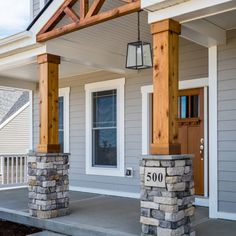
[140,155,195,236]
[28,153,70,219]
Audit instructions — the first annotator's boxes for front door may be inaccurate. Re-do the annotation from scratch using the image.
[178,88,204,195]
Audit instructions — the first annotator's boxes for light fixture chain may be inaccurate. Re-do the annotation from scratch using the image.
[138,11,140,41]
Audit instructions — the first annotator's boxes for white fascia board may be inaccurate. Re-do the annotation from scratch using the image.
[0,31,32,46]
[147,0,235,23]
[0,44,46,71]
[181,19,226,47]
[142,0,189,12]
[0,31,37,56]
[30,0,64,35]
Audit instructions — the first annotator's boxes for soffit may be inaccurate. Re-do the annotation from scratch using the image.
[205,9,236,30]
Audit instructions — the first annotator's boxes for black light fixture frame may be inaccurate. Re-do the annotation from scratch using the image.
[125,11,153,70]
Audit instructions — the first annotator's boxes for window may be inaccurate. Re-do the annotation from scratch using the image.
[59,87,70,153]
[85,78,125,176]
[178,94,200,119]
[92,90,117,167]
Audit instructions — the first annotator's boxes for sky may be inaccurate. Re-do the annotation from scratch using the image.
[0,0,30,38]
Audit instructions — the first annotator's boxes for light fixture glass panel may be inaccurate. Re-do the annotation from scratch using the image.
[143,43,152,67]
[136,43,143,67]
[126,44,137,68]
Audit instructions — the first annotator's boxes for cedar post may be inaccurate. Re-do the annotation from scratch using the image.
[150,19,181,155]
[37,53,61,153]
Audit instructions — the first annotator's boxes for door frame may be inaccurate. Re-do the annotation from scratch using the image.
[141,77,209,205]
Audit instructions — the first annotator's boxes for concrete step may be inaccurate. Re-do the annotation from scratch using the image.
[28,231,68,236]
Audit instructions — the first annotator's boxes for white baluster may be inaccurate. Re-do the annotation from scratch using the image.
[6,157,9,185]
[24,156,28,183]
[11,157,14,184]
[1,156,4,185]
[20,156,23,183]
[16,156,18,184]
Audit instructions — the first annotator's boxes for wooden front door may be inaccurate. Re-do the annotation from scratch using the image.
[178,88,204,195]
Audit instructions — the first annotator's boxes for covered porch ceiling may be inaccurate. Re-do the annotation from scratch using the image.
[0,4,236,82]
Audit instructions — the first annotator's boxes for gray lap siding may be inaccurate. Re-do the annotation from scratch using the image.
[218,29,236,213]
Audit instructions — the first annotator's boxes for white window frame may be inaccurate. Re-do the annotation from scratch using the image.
[59,87,70,153]
[141,78,209,203]
[85,78,125,177]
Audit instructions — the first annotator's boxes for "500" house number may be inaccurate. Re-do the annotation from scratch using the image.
[144,167,166,188]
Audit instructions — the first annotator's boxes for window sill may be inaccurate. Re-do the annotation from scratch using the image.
[86,167,125,177]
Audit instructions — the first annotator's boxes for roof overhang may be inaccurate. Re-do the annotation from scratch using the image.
[141,0,189,12]
[144,0,236,23]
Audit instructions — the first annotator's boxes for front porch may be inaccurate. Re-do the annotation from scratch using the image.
[0,188,234,236]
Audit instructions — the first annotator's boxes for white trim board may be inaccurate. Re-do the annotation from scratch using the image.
[59,87,70,153]
[70,186,140,199]
[208,46,218,219]
[141,77,209,202]
[216,212,236,221]
[146,0,235,23]
[0,185,27,191]
[195,197,209,207]
[85,78,125,177]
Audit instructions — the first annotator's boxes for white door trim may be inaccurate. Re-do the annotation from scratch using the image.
[59,87,70,153]
[141,77,209,202]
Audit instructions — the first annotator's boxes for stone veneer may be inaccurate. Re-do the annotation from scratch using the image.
[140,155,195,236]
[28,153,70,219]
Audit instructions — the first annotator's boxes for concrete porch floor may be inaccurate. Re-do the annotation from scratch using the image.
[0,188,235,236]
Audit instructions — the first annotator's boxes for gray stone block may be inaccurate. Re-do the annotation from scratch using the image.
[151,209,165,220]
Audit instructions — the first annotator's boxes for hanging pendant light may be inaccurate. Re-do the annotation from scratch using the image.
[126,11,153,70]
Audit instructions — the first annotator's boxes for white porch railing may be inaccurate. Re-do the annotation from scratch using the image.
[0,154,28,186]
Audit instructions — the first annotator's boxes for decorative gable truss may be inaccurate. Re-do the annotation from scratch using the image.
[37,0,140,42]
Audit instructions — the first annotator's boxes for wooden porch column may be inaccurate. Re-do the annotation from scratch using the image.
[37,53,61,153]
[150,19,181,155]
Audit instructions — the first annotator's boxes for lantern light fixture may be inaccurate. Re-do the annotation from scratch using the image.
[126,11,153,70]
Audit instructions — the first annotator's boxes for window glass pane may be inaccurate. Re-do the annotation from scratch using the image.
[190,95,199,118]
[93,90,116,128]
[92,89,117,167]
[92,128,117,167]
[58,96,64,152]
[180,96,189,118]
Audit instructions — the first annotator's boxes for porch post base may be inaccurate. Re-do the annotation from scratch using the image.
[28,152,70,219]
[140,154,195,236]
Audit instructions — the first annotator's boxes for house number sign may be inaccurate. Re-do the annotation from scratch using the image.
[144,167,166,188]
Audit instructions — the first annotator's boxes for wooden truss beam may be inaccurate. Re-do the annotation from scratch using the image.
[80,0,89,19]
[86,0,106,18]
[37,0,140,42]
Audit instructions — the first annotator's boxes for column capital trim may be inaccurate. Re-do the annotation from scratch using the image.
[151,19,181,35]
[37,53,61,65]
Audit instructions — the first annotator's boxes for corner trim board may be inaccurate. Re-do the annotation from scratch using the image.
[208,46,218,219]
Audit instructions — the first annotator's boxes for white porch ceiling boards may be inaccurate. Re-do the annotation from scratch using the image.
[0,61,99,81]
[58,10,151,58]
[205,9,236,31]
